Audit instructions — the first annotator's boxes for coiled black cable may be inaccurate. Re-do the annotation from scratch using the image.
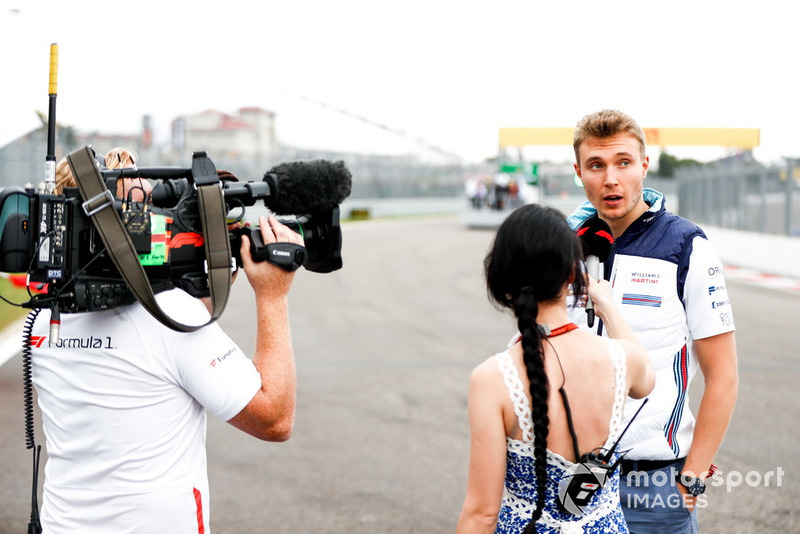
[22,309,39,449]
[22,308,42,534]
[22,308,41,449]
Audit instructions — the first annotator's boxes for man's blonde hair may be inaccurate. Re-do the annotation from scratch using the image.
[54,147,141,197]
[54,158,74,194]
[105,147,138,169]
[573,109,647,163]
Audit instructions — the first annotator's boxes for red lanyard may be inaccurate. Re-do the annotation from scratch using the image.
[542,322,579,338]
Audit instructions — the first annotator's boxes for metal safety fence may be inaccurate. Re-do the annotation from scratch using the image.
[677,160,800,236]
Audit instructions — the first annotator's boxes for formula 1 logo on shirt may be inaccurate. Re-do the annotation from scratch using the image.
[48,336,115,349]
[31,334,115,349]
[209,347,237,367]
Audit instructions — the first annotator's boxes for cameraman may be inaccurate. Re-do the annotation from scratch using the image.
[104,146,153,202]
[30,214,302,533]
[54,146,153,202]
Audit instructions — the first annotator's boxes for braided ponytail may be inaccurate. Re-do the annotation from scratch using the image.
[515,289,549,531]
[484,204,586,532]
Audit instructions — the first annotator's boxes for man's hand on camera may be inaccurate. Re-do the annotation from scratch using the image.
[239,215,304,299]
[230,214,301,442]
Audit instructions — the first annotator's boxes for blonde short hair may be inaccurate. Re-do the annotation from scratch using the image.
[54,158,75,194]
[105,147,138,169]
[573,109,647,163]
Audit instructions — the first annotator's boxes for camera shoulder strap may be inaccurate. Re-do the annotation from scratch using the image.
[191,151,232,319]
[67,146,230,331]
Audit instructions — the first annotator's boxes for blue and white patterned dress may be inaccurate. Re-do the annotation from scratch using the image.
[494,338,629,534]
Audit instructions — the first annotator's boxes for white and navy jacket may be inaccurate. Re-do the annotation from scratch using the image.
[567,189,735,461]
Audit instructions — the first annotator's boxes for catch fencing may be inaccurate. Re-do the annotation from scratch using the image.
[0,133,472,200]
[677,160,800,236]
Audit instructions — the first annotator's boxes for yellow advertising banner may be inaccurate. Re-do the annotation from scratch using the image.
[499,127,760,148]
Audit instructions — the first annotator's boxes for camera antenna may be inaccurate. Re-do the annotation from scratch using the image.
[44,43,58,193]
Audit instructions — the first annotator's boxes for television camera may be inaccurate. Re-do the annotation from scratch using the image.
[7,43,356,534]
[0,147,352,325]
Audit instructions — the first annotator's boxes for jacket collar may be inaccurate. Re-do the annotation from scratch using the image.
[566,188,665,232]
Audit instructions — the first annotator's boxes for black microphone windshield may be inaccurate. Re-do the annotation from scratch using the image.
[577,217,614,261]
[263,160,352,215]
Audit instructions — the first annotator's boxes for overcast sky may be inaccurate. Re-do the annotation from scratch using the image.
[1,0,796,165]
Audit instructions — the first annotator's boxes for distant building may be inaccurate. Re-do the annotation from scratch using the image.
[0,106,467,198]
[0,107,280,186]
[172,107,277,161]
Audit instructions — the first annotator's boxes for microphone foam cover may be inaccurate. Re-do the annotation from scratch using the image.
[577,217,614,261]
[264,160,352,215]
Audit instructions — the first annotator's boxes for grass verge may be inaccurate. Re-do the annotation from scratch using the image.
[0,277,32,332]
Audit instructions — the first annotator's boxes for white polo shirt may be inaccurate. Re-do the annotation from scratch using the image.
[31,288,261,533]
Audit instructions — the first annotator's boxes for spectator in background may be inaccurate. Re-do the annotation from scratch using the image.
[465,175,482,209]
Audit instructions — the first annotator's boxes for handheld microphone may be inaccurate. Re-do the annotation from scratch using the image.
[577,218,614,328]
[263,160,352,215]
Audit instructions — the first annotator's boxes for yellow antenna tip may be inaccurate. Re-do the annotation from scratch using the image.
[48,43,59,95]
